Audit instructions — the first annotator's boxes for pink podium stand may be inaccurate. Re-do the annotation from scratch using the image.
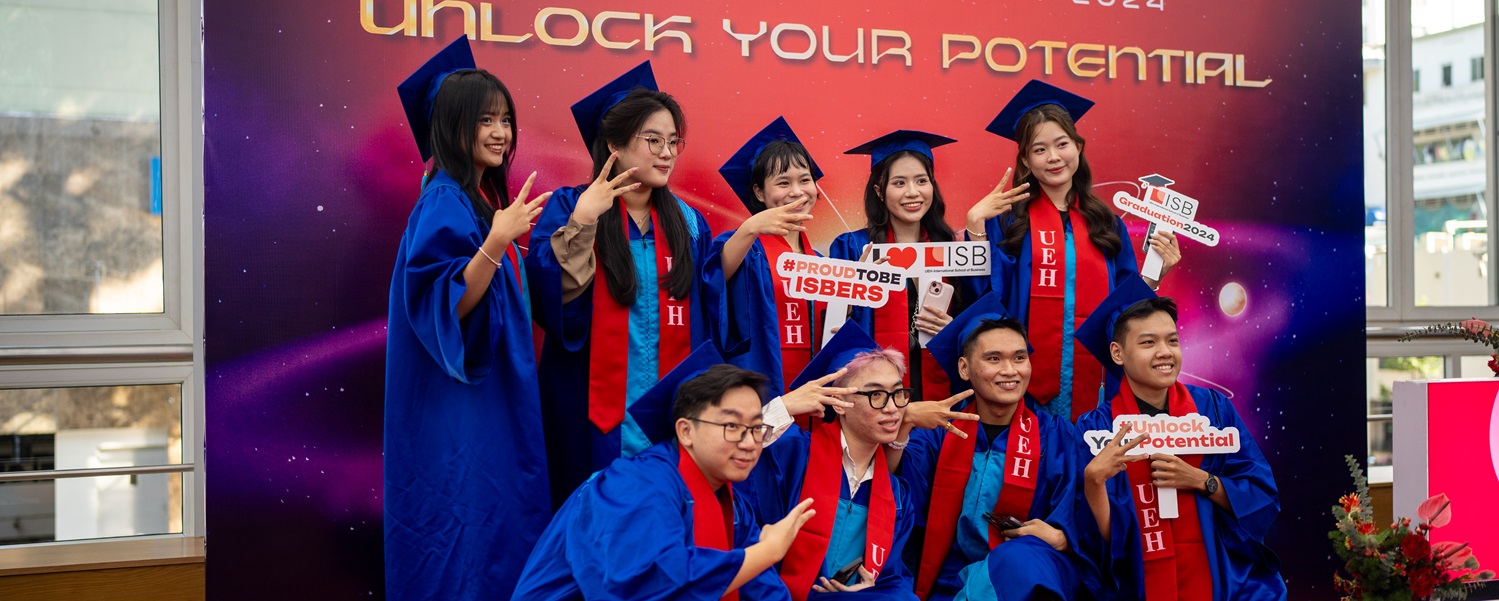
[1393,379,1499,564]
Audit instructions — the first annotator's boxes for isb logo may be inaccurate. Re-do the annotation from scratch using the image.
[923,243,988,269]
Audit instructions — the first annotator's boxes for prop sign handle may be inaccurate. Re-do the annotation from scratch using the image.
[821,302,849,350]
[1140,223,1165,281]
[1157,486,1179,519]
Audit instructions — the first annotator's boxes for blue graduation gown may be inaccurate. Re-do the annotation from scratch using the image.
[384,170,550,600]
[527,185,715,509]
[898,399,1102,601]
[981,214,1141,408]
[738,423,919,600]
[1075,386,1286,601]
[513,441,791,600]
[703,231,819,394]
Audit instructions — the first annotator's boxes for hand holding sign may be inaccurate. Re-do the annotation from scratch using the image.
[1111,174,1219,281]
[1149,453,1211,490]
[1084,413,1240,518]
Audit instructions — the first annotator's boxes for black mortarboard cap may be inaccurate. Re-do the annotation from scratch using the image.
[397,36,477,162]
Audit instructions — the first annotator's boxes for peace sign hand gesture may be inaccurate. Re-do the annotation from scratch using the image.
[1084,424,1149,485]
[966,168,1030,234]
[489,171,550,247]
[573,152,641,225]
[901,389,979,439]
[780,367,858,418]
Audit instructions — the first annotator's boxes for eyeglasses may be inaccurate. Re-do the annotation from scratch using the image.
[849,388,914,409]
[688,418,776,444]
[635,133,685,156]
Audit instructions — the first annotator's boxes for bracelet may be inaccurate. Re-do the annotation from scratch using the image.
[965,227,987,240]
[886,438,910,450]
[477,246,503,268]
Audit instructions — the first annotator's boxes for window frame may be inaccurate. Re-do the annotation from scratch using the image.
[0,0,204,562]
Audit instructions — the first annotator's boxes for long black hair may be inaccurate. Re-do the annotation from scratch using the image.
[862,150,956,243]
[1000,104,1121,257]
[426,69,516,222]
[746,139,816,215]
[589,88,695,305]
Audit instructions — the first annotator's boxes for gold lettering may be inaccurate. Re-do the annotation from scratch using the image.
[985,37,1026,73]
[1148,49,1186,83]
[1235,54,1272,88]
[646,14,693,53]
[943,34,981,69]
[535,7,587,46]
[591,11,640,50]
[361,0,417,36]
[1068,43,1105,77]
[479,3,532,43]
[1196,52,1234,85]
[422,0,476,39]
[1029,40,1067,75]
[1109,46,1147,81]
[871,29,912,66]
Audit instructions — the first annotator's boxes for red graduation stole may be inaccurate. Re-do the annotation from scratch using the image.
[1113,379,1212,601]
[779,419,897,601]
[761,233,816,394]
[677,445,740,601]
[871,231,951,400]
[588,203,693,432]
[914,401,1042,600]
[1026,195,1108,420]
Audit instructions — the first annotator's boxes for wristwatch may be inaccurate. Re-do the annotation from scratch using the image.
[1202,474,1219,495]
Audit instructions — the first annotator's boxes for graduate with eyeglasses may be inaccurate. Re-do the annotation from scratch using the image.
[739,323,925,600]
[891,293,1101,601]
[1074,280,1284,601]
[527,61,716,509]
[514,343,817,600]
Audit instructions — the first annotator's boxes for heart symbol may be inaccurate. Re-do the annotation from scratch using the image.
[885,247,918,270]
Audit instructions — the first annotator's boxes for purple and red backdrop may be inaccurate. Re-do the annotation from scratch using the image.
[205,1,1363,598]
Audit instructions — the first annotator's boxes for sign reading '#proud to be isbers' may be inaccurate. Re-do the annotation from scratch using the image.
[1083,413,1241,456]
[869,242,991,278]
[776,255,907,308]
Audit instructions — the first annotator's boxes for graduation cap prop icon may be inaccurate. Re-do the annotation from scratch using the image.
[629,341,731,446]
[844,130,957,168]
[985,79,1095,142]
[397,36,477,162]
[788,322,883,422]
[925,292,1015,386]
[570,61,658,151]
[1074,276,1160,382]
[719,116,824,212]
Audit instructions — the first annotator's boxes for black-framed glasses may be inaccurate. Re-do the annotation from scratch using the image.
[688,418,776,444]
[635,133,684,156]
[849,388,914,409]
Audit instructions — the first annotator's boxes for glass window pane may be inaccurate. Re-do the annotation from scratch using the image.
[0,384,182,471]
[1365,0,1389,306]
[1411,0,1489,306]
[1368,420,1393,467]
[0,0,163,315]
[1459,353,1498,377]
[0,473,181,545]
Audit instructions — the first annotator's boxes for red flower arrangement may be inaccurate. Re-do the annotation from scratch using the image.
[1330,456,1492,600]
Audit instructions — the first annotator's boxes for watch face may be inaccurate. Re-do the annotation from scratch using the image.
[1205,475,1219,494]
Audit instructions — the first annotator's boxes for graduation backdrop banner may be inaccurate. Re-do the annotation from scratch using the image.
[203,0,1362,598]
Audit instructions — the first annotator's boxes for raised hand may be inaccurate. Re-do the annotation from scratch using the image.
[758,498,816,560]
[573,152,640,224]
[488,171,550,248]
[966,168,1030,234]
[901,389,978,439]
[741,198,812,236]
[781,367,857,417]
[1084,424,1149,485]
[1148,231,1181,278]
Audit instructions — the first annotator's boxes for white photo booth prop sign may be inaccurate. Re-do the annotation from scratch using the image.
[1111,174,1220,280]
[1083,412,1241,519]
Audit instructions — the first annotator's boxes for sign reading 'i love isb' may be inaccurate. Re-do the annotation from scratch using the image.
[869,242,991,278]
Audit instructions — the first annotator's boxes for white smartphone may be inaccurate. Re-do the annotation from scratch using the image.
[918,280,954,347]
